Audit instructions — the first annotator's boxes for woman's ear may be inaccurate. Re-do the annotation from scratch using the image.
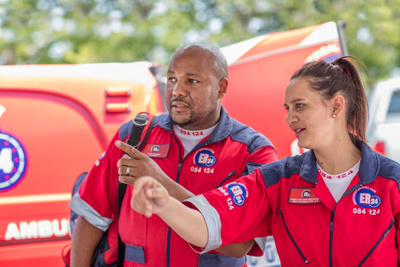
[331,94,345,118]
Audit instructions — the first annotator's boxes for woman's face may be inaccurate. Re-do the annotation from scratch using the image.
[284,77,336,150]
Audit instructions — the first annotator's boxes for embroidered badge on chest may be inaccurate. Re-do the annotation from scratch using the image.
[193,148,217,167]
[353,186,381,208]
[190,148,217,174]
[288,188,321,204]
[351,186,382,216]
[142,143,170,158]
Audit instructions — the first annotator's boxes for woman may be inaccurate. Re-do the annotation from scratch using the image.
[129,56,400,266]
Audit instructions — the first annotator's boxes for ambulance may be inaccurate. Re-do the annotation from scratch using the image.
[0,21,347,266]
[0,62,165,266]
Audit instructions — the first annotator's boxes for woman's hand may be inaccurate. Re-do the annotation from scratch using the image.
[131,176,170,218]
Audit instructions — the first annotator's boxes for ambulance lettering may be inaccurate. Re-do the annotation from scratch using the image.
[352,187,381,215]
[4,219,69,240]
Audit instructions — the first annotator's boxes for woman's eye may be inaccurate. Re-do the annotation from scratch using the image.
[189,79,198,84]
[168,77,176,83]
[296,103,304,109]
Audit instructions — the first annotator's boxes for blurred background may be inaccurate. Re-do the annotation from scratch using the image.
[1,0,400,88]
[1,2,400,266]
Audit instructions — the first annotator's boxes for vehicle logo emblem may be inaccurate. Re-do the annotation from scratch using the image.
[0,105,5,118]
[0,131,28,192]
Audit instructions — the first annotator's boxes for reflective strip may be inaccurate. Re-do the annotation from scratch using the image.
[185,195,222,252]
[0,193,70,205]
[69,193,112,232]
[125,244,145,264]
[254,236,267,251]
[198,253,246,267]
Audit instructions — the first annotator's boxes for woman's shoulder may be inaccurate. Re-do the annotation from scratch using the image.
[258,153,309,186]
[375,152,400,181]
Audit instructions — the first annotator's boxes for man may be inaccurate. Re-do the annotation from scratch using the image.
[69,43,277,266]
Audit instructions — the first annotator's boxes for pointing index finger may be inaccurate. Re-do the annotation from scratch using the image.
[115,140,143,159]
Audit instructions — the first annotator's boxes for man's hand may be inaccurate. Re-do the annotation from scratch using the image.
[115,140,194,201]
[115,140,169,185]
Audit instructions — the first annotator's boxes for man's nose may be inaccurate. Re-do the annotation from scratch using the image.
[172,81,187,97]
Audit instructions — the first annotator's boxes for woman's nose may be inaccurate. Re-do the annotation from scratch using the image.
[286,110,298,126]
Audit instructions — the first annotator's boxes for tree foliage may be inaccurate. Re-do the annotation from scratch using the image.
[0,0,399,86]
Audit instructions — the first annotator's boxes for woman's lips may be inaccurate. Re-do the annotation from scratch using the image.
[293,128,305,137]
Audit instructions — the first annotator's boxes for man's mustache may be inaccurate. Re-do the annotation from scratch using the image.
[169,98,190,106]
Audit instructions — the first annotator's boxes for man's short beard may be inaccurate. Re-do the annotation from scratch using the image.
[170,108,218,129]
[171,114,193,128]
[175,120,192,128]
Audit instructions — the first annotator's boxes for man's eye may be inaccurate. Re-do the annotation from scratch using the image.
[168,77,176,83]
[296,103,304,109]
[189,79,198,83]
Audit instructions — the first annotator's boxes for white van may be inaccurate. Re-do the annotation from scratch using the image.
[367,76,400,163]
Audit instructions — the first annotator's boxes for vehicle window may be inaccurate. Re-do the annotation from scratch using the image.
[386,89,400,122]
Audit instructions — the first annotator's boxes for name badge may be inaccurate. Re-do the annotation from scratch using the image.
[288,188,321,204]
[141,143,170,158]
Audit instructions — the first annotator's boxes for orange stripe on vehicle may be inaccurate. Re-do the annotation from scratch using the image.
[105,87,132,97]
[105,103,132,113]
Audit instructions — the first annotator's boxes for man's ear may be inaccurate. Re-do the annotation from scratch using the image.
[218,78,228,99]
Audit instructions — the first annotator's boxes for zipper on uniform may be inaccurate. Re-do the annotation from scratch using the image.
[215,171,236,188]
[171,132,184,183]
[279,208,309,264]
[330,183,362,266]
[167,131,213,266]
[166,228,172,267]
[329,212,335,267]
[341,182,362,200]
[166,132,184,267]
[357,218,395,266]
[176,163,183,183]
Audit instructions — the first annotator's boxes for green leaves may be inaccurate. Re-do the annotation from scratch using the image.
[0,0,399,86]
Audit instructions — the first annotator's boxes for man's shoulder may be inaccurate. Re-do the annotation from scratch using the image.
[229,117,275,153]
[118,113,170,140]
